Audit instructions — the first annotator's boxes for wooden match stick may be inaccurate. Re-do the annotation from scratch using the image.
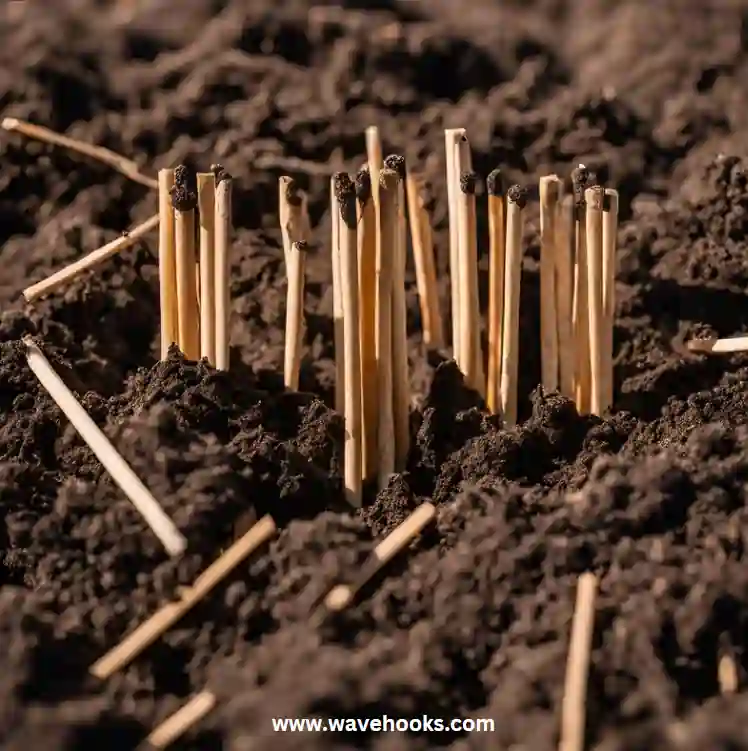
[486,169,506,415]
[687,335,748,354]
[23,213,160,303]
[585,185,605,416]
[278,176,307,270]
[356,167,379,482]
[457,170,480,393]
[499,185,527,428]
[145,690,217,749]
[89,515,276,680]
[197,173,216,365]
[376,169,400,489]
[213,168,232,371]
[24,338,186,557]
[324,502,436,612]
[540,175,562,394]
[383,155,410,472]
[405,169,443,348]
[284,241,308,392]
[718,653,739,695]
[334,174,363,507]
[173,165,200,361]
[158,170,177,359]
[444,128,465,359]
[602,189,619,411]
[559,572,598,751]
[2,117,158,190]
[365,126,383,204]
[331,176,346,416]
[555,195,576,401]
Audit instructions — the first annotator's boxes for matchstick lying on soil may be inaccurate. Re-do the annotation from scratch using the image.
[687,335,748,354]
[143,691,217,750]
[24,338,187,557]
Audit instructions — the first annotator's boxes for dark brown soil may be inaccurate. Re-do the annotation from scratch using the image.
[2,0,748,748]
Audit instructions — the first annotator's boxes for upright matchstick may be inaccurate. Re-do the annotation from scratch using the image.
[279,176,306,269]
[173,165,200,361]
[331,175,346,416]
[486,168,506,415]
[158,168,177,359]
[366,126,383,200]
[284,241,308,391]
[214,167,232,371]
[444,128,466,359]
[540,175,562,393]
[556,195,576,401]
[457,171,480,392]
[500,185,527,428]
[585,185,605,416]
[602,188,619,412]
[335,174,363,507]
[197,173,216,365]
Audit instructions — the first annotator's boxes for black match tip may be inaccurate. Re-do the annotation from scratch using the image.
[507,184,528,209]
[383,154,406,180]
[571,165,591,191]
[284,177,303,207]
[355,167,372,205]
[172,164,198,212]
[486,168,504,197]
[333,172,357,229]
[211,163,232,184]
[294,240,309,252]
[459,171,478,195]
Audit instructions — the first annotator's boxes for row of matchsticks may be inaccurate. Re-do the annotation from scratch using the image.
[3,117,744,750]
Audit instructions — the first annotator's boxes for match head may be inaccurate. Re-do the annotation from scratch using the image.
[459,171,478,195]
[383,154,406,180]
[172,164,198,211]
[379,168,400,194]
[333,172,356,229]
[355,167,372,205]
[283,176,303,207]
[486,168,504,197]
[507,184,528,209]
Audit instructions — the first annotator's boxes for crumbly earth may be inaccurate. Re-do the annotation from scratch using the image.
[1,0,748,748]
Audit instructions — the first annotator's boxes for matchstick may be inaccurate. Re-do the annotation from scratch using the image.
[331,175,346,416]
[146,691,217,749]
[173,165,200,361]
[324,502,436,612]
[90,515,276,680]
[335,174,363,507]
[499,185,527,428]
[214,168,232,371]
[365,126,383,204]
[197,173,216,365]
[284,241,308,391]
[585,185,605,416]
[559,572,598,751]
[540,175,562,394]
[405,169,443,348]
[687,335,748,354]
[444,128,465,359]
[383,155,410,472]
[602,189,619,411]
[23,214,160,303]
[2,117,158,189]
[718,653,738,695]
[158,170,177,359]
[571,167,591,415]
[486,169,506,415]
[279,176,306,270]
[376,169,400,489]
[555,195,576,401]
[24,338,186,557]
[457,170,480,393]
[356,167,379,482]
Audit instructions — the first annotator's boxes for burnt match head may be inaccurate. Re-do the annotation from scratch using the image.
[459,171,478,195]
[284,177,303,207]
[383,154,406,180]
[211,163,232,184]
[355,167,372,205]
[507,184,528,209]
[333,172,356,229]
[172,164,198,212]
[486,168,504,197]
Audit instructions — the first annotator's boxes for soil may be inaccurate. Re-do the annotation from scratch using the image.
[1,0,748,748]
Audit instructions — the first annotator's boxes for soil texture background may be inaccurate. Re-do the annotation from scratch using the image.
[2,0,748,748]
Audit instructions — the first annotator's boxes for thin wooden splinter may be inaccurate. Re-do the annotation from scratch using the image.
[585,185,605,416]
[500,186,527,428]
[173,165,200,361]
[687,335,748,354]
[335,174,363,507]
[284,242,308,391]
[214,168,232,371]
[145,691,217,749]
[559,572,598,751]
[197,173,216,365]
[24,338,186,557]
[540,175,562,393]
[158,169,178,359]
[23,214,160,302]
[324,502,436,612]
[486,169,506,415]
[90,515,276,681]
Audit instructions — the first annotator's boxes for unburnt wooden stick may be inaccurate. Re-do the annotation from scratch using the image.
[405,169,443,348]
[145,690,217,749]
[383,155,410,472]
[376,169,400,489]
[445,128,465,359]
[158,169,178,359]
[556,195,576,401]
[331,176,346,416]
[365,126,383,202]
[284,241,308,391]
[279,176,307,270]
[24,338,186,557]
[540,175,562,393]
[486,169,506,415]
[571,167,591,415]
[602,188,619,411]
[22,213,160,303]
[499,185,527,428]
[356,167,379,482]
[585,186,605,416]
[559,572,598,751]
[335,173,363,507]
[213,169,232,371]
[90,515,276,680]
[687,335,748,354]
[197,173,216,365]
[173,165,200,361]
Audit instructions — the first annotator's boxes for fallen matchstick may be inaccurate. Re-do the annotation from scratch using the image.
[144,690,217,749]
[284,241,308,392]
[686,335,748,354]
